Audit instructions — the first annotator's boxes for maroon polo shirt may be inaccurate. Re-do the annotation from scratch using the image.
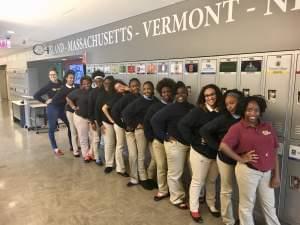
[222,119,278,172]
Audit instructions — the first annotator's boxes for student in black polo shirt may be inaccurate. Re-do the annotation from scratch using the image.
[88,70,105,164]
[200,89,244,225]
[51,70,78,154]
[101,79,129,174]
[143,78,176,201]
[122,81,158,190]
[33,67,64,156]
[66,76,92,162]
[111,78,141,177]
[178,84,223,223]
[151,82,194,208]
[94,76,115,164]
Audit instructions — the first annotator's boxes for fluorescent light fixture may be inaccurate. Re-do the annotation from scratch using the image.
[7,30,15,34]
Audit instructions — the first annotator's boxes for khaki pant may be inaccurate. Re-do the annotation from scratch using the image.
[73,113,91,158]
[164,140,189,205]
[152,139,168,195]
[235,163,281,225]
[217,155,236,225]
[89,122,100,160]
[113,124,126,173]
[147,142,156,180]
[189,148,219,212]
[66,111,79,154]
[103,122,116,167]
[125,129,148,182]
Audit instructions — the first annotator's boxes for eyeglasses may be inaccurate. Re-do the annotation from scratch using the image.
[204,93,216,98]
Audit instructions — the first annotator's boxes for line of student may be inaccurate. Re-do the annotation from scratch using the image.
[34,68,281,225]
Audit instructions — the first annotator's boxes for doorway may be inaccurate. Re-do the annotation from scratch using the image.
[0,65,8,101]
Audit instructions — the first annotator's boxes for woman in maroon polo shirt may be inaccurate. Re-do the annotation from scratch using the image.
[220,95,281,225]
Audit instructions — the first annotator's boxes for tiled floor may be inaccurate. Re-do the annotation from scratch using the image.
[0,100,225,225]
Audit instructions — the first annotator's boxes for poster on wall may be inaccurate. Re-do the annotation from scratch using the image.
[111,64,119,74]
[170,61,183,75]
[86,64,95,74]
[289,145,300,161]
[290,176,300,191]
[219,59,237,74]
[147,63,157,74]
[104,65,111,74]
[266,55,291,76]
[184,60,198,75]
[137,63,146,74]
[127,64,136,74]
[200,59,217,75]
[119,65,127,74]
[157,62,169,75]
[241,57,263,75]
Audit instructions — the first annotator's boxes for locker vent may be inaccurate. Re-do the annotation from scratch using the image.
[273,122,284,135]
[295,125,300,135]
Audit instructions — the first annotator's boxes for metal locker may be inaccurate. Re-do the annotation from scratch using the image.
[198,57,217,92]
[156,61,170,98]
[169,59,183,83]
[290,54,300,140]
[263,54,293,137]
[239,55,264,96]
[282,141,300,225]
[136,62,147,85]
[104,64,111,75]
[118,63,128,83]
[183,58,199,104]
[110,63,119,79]
[145,62,158,88]
[127,63,139,85]
[217,57,238,94]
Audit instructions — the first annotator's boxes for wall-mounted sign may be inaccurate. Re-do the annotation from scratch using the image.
[44,0,300,63]
[32,44,48,55]
[289,145,300,161]
[0,39,11,49]
[267,55,291,76]
[200,59,217,75]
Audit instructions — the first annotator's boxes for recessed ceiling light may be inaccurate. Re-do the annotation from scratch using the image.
[61,58,67,61]
[7,30,15,34]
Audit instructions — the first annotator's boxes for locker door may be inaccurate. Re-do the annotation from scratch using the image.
[282,141,300,225]
[156,61,170,98]
[198,58,217,92]
[218,57,238,93]
[183,59,199,104]
[169,60,183,83]
[118,64,128,83]
[136,62,147,85]
[145,62,158,88]
[264,54,292,137]
[290,54,300,140]
[240,56,264,96]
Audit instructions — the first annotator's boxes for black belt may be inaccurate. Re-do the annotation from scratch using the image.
[246,163,268,172]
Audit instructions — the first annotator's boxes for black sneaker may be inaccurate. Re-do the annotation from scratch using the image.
[140,180,154,190]
[117,172,129,177]
[148,179,158,189]
[104,167,113,174]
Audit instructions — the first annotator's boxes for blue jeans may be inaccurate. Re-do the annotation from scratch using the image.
[47,104,72,150]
